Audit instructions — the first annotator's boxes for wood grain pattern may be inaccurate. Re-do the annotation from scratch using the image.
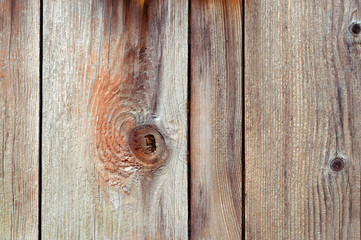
[42,0,188,238]
[0,0,40,239]
[245,0,361,239]
[190,0,243,239]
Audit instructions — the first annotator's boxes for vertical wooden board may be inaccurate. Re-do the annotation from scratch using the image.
[191,0,243,239]
[42,0,188,238]
[0,0,40,239]
[246,0,361,239]
[0,0,39,239]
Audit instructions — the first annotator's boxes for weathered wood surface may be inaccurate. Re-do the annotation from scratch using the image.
[0,0,40,239]
[42,0,188,238]
[191,0,243,239]
[245,0,361,239]
[3,0,361,238]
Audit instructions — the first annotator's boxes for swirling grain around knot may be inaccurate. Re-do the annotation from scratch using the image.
[91,45,168,193]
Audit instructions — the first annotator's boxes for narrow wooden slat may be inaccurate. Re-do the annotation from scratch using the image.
[190,0,243,238]
[0,0,40,239]
[245,0,361,239]
[42,0,188,238]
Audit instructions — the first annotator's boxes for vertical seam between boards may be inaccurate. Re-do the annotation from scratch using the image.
[241,0,246,239]
[39,0,43,239]
[187,0,192,238]
[187,0,192,239]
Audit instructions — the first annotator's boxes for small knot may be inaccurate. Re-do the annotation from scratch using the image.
[350,21,361,36]
[128,124,168,169]
[330,158,345,172]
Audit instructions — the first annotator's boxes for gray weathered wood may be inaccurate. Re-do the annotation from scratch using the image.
[245,1,361,239]
[191,0,243,239]
[42,0,188,238]
[0,0,40,239]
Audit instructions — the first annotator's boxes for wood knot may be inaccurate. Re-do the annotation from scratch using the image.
[345,20,361,48]
[128,124,168,170]
[350,22,361,36]
[330,157,345,172]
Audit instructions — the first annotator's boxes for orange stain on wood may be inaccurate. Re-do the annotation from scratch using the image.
[91,58,144,192]
[90,0,167,192]
[137,0,146,9]
[196,0,242,17]
[198,0,240,7]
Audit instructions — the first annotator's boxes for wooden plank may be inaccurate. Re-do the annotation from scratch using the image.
[0,0,40,239]
[245,0,361,239]
[190,0,243,239]
[42,0,188,238]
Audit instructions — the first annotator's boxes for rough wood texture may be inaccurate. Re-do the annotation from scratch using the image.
[0,0,39,239]
[42,0,188,238]
[246,0,361,239]
[191,0,243,239]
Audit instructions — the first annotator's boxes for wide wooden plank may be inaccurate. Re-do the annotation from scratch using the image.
[190,0,243,239]
[0,0,40,239]
[246,1,361,239]
[42,0,188,238]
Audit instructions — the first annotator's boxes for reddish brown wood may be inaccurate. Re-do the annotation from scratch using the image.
[191,0,243,239]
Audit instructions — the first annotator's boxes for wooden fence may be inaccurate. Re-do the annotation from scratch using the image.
[1,0,360,239]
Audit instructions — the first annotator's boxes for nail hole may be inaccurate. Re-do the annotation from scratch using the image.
[350,22,361,35]
[330,158,345,172]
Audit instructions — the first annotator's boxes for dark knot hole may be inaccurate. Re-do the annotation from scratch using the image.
[144,134,156,154]
[351,22,361,35]
[128,124,168,167]
[330,158,345,172]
